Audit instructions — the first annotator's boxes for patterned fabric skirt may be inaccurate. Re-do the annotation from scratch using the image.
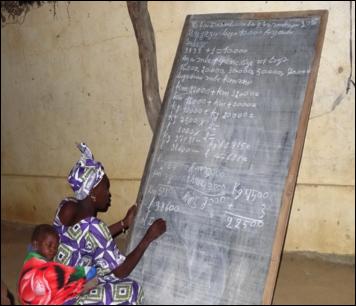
[63,278,143,305]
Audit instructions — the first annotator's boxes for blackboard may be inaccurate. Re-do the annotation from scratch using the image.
[126,11,328,305]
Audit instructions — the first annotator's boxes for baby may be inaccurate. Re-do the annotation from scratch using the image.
[18,224,96,305]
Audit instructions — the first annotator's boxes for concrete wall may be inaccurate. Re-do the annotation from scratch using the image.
[1,1,354,256]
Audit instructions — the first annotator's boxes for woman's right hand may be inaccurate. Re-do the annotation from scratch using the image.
[114,218,167,279]
[146,219,166,242]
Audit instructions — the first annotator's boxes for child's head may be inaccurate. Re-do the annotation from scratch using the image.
[31,224,59,261]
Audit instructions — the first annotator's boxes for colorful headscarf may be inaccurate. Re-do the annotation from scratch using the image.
[67,143,105,200]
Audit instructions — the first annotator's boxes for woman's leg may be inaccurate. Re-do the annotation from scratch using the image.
[65,278,143,305]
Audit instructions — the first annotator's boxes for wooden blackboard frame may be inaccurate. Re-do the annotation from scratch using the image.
[128,10,328,304]
[260,10,328,304]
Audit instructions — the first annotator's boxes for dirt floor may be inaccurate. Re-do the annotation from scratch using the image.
[1,220,354,305]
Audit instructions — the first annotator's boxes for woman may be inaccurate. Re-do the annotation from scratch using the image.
[53,143,166,305]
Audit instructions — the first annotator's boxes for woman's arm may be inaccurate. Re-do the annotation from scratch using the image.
[109,205,137,238]
[108,219,127,238]
[112,218,166,279]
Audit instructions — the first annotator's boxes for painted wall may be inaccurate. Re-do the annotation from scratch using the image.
[1,1,354,255]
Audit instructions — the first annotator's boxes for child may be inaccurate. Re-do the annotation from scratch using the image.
[18,224,96,305]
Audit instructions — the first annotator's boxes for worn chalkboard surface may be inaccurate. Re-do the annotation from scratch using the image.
[126,11,327,305]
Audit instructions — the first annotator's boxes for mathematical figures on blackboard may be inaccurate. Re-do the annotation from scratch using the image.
[225,211,264,231]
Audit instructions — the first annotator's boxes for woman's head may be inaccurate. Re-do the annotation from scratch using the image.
[67,142,111,211]
[31,224,59,261]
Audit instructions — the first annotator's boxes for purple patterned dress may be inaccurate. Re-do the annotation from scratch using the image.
[53,199,143,305]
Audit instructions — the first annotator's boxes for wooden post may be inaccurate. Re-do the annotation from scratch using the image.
[127,1,162,132]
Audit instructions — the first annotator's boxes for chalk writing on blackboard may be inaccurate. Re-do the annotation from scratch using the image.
[127,12,327,305]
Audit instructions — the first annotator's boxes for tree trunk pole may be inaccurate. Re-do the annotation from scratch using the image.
[127,1,162,132]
